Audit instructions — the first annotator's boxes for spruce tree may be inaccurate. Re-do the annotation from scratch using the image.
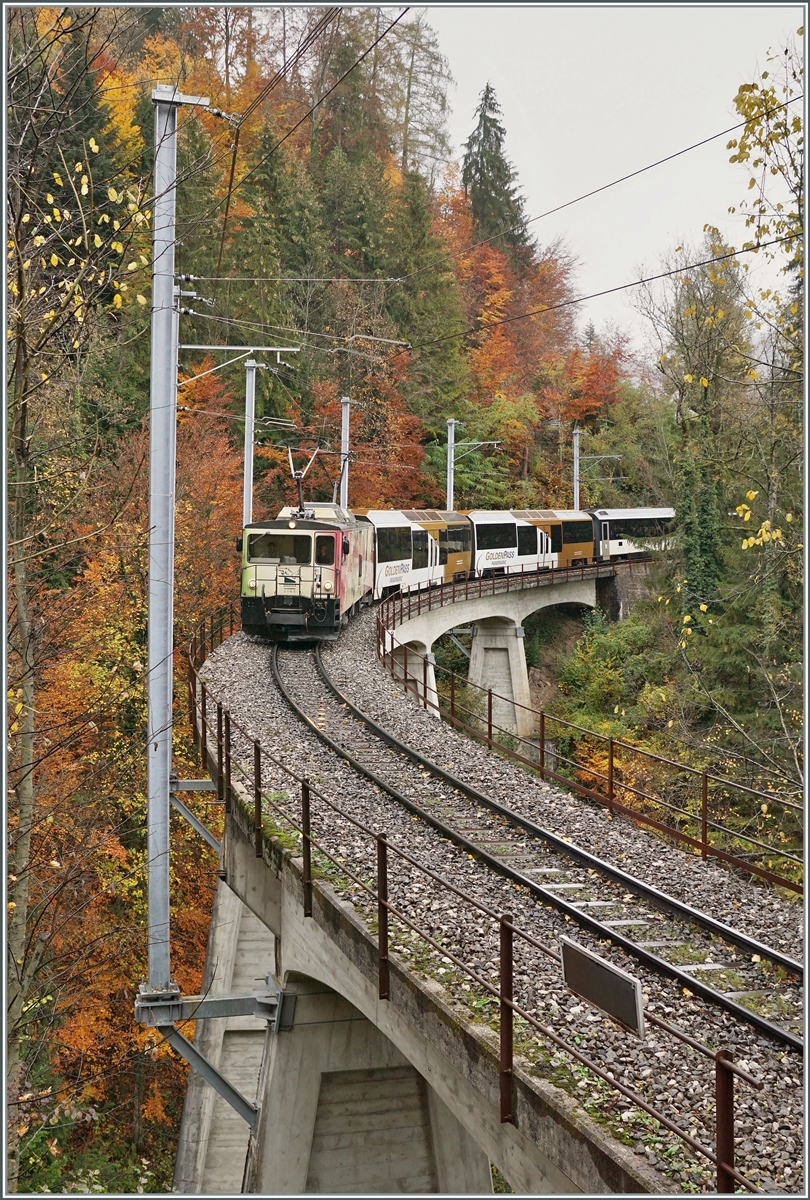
[461,83,530,256]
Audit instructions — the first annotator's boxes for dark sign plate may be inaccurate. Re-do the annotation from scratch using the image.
[560,936,645,1038]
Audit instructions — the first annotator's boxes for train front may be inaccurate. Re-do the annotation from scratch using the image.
[239,516,344,641]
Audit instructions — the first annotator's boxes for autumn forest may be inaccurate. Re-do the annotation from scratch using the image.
[6,6,803,1191]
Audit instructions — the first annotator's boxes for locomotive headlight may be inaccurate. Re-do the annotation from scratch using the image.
[248,580,257,589]
[323,580,333,591]
[288,520,296,529]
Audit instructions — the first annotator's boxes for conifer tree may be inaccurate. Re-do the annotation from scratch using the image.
[461,83,530,257]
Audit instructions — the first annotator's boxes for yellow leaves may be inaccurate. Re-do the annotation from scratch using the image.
[127,261,138,271]
[49,254,59,267]
[81,175,89,196]
[785,513,793,522]
[683,373,693,383]
[111,241,124,254]
[761,804,768,815]
[53,171,63,186]
[93,233,102,248]
[682,614,692,624]
[699,603,708,612]
[745,490,758,501]
[107,187,118,202]
[21,212,30,224]
[112,293,123,308]
[49,860,61,869]
[136,294,147,305]
[89,136,99,153]
[699,376,709,388]
[46,192,53,204]
[75,161,83,172]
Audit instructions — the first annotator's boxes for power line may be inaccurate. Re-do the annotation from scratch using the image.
[188,275,404,283]
[410,235,801,350]
[400,94,804,283]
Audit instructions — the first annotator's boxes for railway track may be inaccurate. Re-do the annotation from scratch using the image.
[272,644,803,1052]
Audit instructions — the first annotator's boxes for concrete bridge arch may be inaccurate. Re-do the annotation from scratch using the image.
[387,578,603,738]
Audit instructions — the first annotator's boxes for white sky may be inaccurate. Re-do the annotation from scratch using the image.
[424,2,804,358]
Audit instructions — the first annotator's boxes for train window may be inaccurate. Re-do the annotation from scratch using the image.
[412,529,428,570]
[609,517,673,540]
[517,526,537,556]
[441,524,470,557]
[248,533,311,563]
[550,525,563,553]
[562,521,594,544]
[315,535,335,566]
[475,522,517,550]
[377,526,412,562]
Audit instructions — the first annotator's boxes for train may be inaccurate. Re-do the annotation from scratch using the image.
[239,502,674,642]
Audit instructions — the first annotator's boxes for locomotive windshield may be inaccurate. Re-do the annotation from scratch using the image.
[248,533,311,563]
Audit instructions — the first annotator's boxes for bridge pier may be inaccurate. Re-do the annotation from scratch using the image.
[467,618,533,738]
[246,975,492,1194]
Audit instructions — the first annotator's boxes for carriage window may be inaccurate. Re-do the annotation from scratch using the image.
[517,526,537,556]
[609,517,673,540]
[441,524,470,558]
[377,526,412,562]
[248,533,311,563]
[315,535,335,566]
[412,529,428,570]
[549,525,563,553]
[475,522,517,550]
[562,521,594,544]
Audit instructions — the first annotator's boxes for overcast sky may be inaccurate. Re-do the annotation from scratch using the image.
[423,3,803,358]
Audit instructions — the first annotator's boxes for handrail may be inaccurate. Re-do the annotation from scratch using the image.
[188,606,766,1194]
[376,591,802,895]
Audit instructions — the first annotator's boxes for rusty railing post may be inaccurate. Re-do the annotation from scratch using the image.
[224,711,232,813]
[302,781,312,917]
[715,1050,735,1193]
[403,643,409,695]
[500,913,514,1123]
[377,834,389,1000]
[216,704,224,805]
[488,689,493,749]
[422,653,428,709]
[450,670,456,728]
[539,711,545,780]
[253,741,262,857]
[188,656,197,744]
[200,682,208,764]
[701,770,709,859]
[608,737,614,814]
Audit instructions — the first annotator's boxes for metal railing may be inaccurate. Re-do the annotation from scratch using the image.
[377,585,802,896]
[188,607,767,1194]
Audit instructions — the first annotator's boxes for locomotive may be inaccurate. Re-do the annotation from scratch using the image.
[239,503,674,642]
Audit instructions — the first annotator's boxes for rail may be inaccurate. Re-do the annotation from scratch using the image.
[188,605,768,1194]
[376,575,802,896]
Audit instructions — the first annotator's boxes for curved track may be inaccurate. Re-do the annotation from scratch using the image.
[272,644,803,1052]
